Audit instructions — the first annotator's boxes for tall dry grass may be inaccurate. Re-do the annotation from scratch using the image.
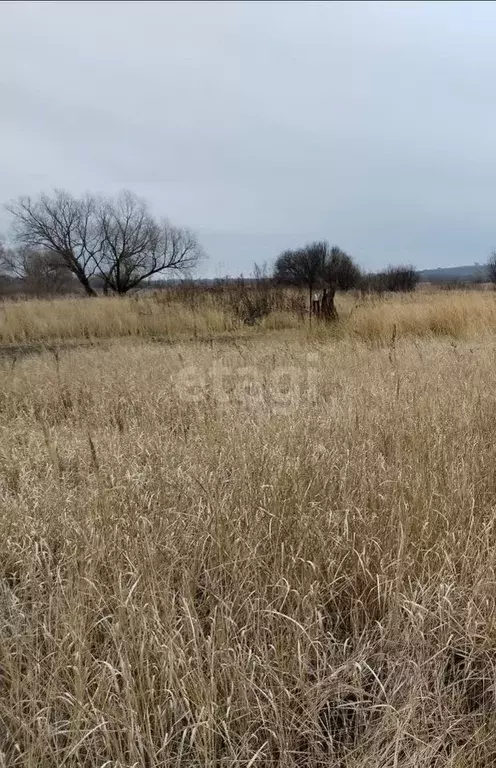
[2,334,496,765]
[1,289,496,347]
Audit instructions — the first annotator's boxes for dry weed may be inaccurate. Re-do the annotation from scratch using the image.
[1,333,496,765]
[1,290,496,347]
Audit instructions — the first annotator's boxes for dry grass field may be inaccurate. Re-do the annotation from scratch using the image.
[2,290,496,766]
[1,288,496,346]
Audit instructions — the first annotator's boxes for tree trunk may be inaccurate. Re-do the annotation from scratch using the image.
[321,285,338,321]
[81,280,97,297]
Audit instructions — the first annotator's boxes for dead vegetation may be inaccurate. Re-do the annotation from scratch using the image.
[2,325,496,765]
[0,288,496,347]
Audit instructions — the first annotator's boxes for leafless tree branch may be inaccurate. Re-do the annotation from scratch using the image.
[6,189,205,296]
[95,191,204,293]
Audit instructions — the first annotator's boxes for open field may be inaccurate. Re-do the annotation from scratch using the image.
[1,289,496,347]
[3,293,496,765]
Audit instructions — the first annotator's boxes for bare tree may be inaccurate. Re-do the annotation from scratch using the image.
[6,189,204,296]
[361,265,419,294]
[0,239,22,291]
[325,246,361,290]
[0,238,16,295]
[274,241,361,320]
[320,246,362,319]
[1,246,77,296]
[383,265,419,292]
[96,191,203,294]
[274,241,327,319]
[6,191,101,296]
[487,252,496,287]
[0,237,6,273]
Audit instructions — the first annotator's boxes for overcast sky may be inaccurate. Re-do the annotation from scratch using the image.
[2,1,496,276]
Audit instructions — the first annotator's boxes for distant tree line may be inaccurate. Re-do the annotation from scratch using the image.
[362,265,420,294]
[0,188,424,306]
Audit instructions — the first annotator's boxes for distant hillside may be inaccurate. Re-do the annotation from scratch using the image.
[418,264,488,283]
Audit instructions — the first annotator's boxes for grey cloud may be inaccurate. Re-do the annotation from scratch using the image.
[2,1,496,276]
